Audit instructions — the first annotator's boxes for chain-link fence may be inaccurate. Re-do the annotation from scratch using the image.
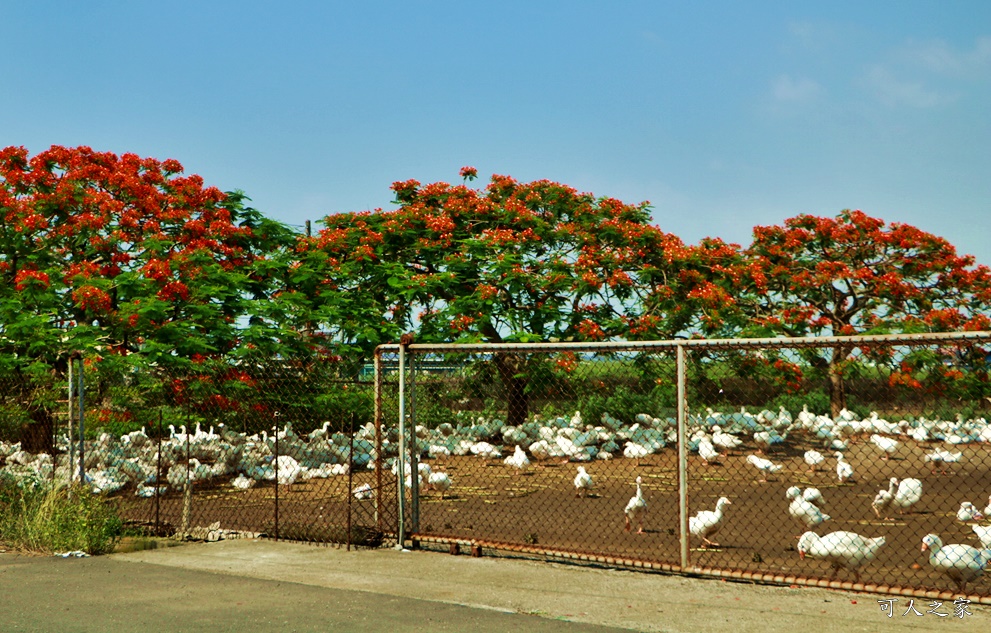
[386,332,991,602]
[0,355,399,549]
[4,332,991,600]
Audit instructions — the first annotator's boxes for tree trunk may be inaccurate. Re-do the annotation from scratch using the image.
[828,368,847,421]
[493,353,530,428]
[827,346,852,420]
[21,408,54,454]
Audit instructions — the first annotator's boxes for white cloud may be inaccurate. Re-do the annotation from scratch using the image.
[904,36,991,78]
[862,64,959,108]
[786,20,842,52]
[771,74,822,103]
[859,36,989,109]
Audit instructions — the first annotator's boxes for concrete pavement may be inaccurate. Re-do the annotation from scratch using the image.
[3,538,989,632]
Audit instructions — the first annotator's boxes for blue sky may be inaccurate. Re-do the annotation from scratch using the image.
[3,2,989,264]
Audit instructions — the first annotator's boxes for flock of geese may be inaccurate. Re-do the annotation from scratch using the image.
[393,404,991,592]
[2,401,991,591]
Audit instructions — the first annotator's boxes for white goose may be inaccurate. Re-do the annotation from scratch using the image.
[427,470,452,499]
[690,497,732,548]
[746,454,783,482]
[275,455,301,491]
[573,466,594,498]
[871,477,922,519]
[869,434,898,460]
[834,452,854,483]
[797,531,886,582]
[973,524,991,550]
[924,448,962,475]
[352,482,373,500]
[469,441,502,459]
[231,473,256,490]
[753,429,784,454]
[624,476,647,534]
[623,441,651,463]
[985,494,991,517]
[803,450,824,473]
[711,426,743,452]
[921,533,991,591]
[787,487,830,529]
[504,445,531,474]
[957,501,985,523]
[802,487,826,509]
[697,437,721,465]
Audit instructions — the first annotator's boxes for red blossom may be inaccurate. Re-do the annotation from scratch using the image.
[157,280,190,302]
[72,285,112,313]
[14,269,50,291]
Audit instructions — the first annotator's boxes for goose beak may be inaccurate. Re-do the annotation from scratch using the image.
[798,551,805,559]
[921,543,928,553]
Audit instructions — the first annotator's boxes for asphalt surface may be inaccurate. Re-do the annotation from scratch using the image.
[2,538,990,632]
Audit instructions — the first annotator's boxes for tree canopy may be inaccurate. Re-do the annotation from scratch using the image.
[0,145,297,449]
[294,168,744,424]
[298,168,743,350]
[4,147,991,436]
[741,209,991,415]
[0,145,297,371]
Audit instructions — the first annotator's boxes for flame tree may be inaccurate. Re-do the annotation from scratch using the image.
[0,145,297,450]
[742,209,991,416]
[296,168,742,426]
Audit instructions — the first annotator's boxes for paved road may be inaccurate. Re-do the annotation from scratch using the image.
[2,539,989,632]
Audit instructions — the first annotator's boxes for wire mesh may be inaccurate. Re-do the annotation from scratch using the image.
[402,347,683,566]
[0,355,398,549]
[397,335,991,600]
[3,334,991,599]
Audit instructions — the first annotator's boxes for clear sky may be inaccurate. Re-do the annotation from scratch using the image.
[3,2,989,263]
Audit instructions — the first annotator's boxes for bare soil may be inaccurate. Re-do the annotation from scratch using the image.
[116,434,991,595]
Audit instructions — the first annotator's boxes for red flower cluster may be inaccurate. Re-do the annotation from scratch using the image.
[14,268,50,291]
[888,371,923,389]
[72,285,112,312]
[554,352,578,373]
[158,280,190,302]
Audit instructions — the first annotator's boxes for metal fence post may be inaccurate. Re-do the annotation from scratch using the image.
[156,409,162,535]
[396,341,407,547]
[373,352,383,531]
[181,413,191,536]
[67,356,74,490]
[677,343,689,570]
[408,347,419,537]
[274,419,280,541]
[77,356,85,487]
[347,413,355,551]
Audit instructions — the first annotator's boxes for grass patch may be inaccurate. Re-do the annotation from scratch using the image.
[0,477,123,555]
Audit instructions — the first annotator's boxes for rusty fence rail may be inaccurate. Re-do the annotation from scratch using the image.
[380,332,991,602]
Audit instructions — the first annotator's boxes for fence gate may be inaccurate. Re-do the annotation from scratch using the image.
[382,332,991,603]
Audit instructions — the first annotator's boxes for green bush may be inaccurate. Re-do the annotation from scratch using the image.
[579,385,675,427]
[0,479,122,555]
[770,391,831,417]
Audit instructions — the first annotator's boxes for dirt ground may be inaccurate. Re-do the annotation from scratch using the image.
[116,433,991,597]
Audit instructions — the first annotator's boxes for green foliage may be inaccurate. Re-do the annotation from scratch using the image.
[0,480,122,555]
[0,401,31,440]
[579,385,675,427]
[770,391,830,417]
[314,385,375,432]
[412,393,459,429]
